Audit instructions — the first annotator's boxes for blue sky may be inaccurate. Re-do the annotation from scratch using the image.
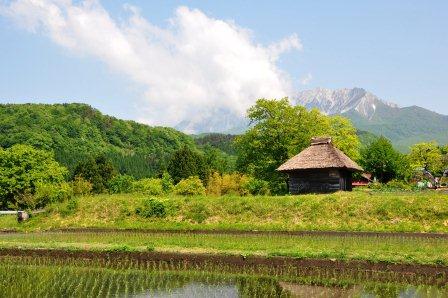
[0,0,447,126]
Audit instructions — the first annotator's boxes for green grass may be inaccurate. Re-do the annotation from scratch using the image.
[1,231,447,265]
[3,190,448,233]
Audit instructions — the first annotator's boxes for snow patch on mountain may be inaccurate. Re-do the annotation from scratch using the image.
[294,87,398,119]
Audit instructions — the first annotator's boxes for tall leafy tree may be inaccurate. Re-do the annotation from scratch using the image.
[0,145,67,209]
[360,137,408,182]
[408,142,443,174]
[167,147,208,184]
[73,155,116,193]
[235,98,360,194]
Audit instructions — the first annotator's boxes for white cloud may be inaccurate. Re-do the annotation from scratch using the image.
[300,73,313,85]
[1,0,302,128]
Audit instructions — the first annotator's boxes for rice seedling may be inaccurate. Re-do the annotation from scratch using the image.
[0,256,446,297]
[1,231,447,265]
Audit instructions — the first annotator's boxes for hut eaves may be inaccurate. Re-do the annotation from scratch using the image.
[277,137,363,172]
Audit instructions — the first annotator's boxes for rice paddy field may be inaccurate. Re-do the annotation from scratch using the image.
[1,191,448,296]
[1,231,448,265]
[0,252,447,297]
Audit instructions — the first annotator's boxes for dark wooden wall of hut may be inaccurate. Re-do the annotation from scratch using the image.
[287,169,353,194]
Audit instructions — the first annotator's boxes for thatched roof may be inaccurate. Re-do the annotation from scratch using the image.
[277,137,363,172]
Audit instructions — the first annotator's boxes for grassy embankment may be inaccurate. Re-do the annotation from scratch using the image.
[1,231,447,265]
[1,190,447,233]
[1,191,448,266]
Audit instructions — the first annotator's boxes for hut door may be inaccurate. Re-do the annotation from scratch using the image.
[339,174,346,191]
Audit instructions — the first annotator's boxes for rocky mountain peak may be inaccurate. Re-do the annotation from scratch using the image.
[294,87,398,119]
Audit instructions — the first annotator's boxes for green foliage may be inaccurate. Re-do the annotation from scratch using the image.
[108,175,134,194]
[73,155,117,193]
[368,180,413,191]
[167,147,208,184]
[408,142,443,174]
[186,202,210,223]
[71,176,93,196]
[105,244,134,252]
[133,178,164,195]
[34,182,73,209]
[0,103,196,178]
[135,198,166,218]
[205,172,269,196]
[59,198,79,217]
[206,172,250,196]
[360,137,409,183]
[242,177,271,195]
[0,145,68,209]
[385,180,413,191]
[194,133,237,155]
[4,192,448,233]
[174,177,206,196]
[203,145,236,174]
[235,98,360,194]
[440,176,448,187]
[161,172,174,193]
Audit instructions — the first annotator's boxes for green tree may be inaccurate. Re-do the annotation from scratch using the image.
[73,155,117,193]
[360,137,407,182]
[0,145,67,209]
[167,147,208,184]
[203,145,236,174]
[235,98,360,194]
[441,145,448,171]
[408,142,443,174]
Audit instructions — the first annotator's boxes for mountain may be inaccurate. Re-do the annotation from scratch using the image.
[294,88,448,151]
[0,103,196,178]
[294,88,398,119]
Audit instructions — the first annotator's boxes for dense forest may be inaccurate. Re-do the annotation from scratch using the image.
[0,103,197,178]
[194,133,237,155]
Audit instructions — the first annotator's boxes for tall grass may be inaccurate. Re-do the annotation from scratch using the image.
[6,191,448,233]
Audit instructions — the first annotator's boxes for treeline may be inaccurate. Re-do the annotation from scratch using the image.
[1,100,448,210]
[0,103,196,178]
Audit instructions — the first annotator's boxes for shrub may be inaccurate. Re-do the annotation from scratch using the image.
[368,180,414,191]
[440,177,448,187]
[59,198,79,217]
[206,172,222,196]
[161,172,174,193]
[186,202,210,223]
[133,178,163,195]
[206,172,252,196]
[174,176,205,196]
[386,180,413,191]
[34,182,73,208]
[71,176,93,196]
[108,175,134,194]
[135,198,166,218]
[243,177,271,195]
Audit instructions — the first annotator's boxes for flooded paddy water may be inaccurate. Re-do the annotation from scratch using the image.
[0,250,447,297]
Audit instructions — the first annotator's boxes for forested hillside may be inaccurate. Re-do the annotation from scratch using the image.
[0,103,195,178]
[344,105,448,152]
[194,133,236,155]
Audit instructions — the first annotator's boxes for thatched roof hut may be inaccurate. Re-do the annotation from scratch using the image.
[277,137,362,194]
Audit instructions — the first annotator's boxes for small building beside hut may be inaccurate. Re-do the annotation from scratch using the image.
[277,137,363,194]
